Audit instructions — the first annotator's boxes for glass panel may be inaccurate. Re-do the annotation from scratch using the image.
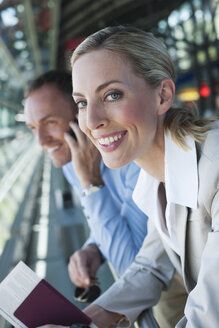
[0,136,42,255]
[178,58,192,70]
[208,46,218,61]
[179,2,191,22]
[215,7,219,38]
[197,50,207,64]
[183,19,195,41]
[0,0,58,118]
[168,10,179,27]
[158,20,167,33]
[193,0,202,10]
[172,25,184,40]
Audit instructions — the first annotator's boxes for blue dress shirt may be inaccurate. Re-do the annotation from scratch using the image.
[62,161,148,276]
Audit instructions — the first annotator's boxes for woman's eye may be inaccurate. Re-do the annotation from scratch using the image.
[76,100,87,110]
[106,91,122,102]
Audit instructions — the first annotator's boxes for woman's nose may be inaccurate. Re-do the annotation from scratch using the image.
[86,101,108,130]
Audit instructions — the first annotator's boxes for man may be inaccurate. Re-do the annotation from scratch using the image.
[24,70,186,328]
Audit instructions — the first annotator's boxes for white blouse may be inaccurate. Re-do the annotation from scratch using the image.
[133,131,199,254]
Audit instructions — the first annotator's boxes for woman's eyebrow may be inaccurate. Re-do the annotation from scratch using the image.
[72,80,121,97]
[95,80,121,93]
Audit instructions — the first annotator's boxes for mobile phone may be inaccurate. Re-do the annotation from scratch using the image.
[68,118,78,140]
[68,128,77,140]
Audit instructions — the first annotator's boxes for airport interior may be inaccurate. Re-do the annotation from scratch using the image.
[0,0,219,326]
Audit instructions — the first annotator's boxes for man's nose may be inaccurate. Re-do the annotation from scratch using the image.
[36,127,51,146]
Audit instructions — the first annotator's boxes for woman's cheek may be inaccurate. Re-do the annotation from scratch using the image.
[78,112,86,133]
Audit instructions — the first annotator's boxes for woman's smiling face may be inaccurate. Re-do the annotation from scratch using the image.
[72,49,162,169]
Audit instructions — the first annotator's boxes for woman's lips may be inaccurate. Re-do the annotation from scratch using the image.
[96,131,127,151]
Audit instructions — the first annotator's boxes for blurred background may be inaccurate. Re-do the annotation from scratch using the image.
[0,0,219,326]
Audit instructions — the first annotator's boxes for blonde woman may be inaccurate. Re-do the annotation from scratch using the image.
[69,25,219,328]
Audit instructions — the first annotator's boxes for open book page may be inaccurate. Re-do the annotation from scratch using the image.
[0,261,41,328]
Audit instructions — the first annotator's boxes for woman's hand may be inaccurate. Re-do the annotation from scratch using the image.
[83,304,123,328]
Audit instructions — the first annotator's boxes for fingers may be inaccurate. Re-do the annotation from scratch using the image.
[69,121,87,144]
[89,258,101,281]
[68,121,98,151]
[68,250,91,288]
[64,120,83,149]
[64,121,94,152]
[64,121,103,188]
[68,246,102,288]
[83,244,102,279]
[64,130,77,150]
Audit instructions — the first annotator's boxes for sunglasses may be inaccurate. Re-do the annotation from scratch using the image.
[74,278,101,303]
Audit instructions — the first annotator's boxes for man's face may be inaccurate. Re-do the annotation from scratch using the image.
[25,84,75,167]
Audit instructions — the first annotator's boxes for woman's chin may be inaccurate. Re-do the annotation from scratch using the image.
[102,156,129,169]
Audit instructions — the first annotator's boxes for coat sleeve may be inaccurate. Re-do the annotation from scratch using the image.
[93,219,175,326]
[178,157,219,328]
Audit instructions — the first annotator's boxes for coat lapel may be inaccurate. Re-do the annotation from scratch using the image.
[175,205,192,290]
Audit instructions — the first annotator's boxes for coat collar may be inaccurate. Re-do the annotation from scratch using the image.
[133,132,198,213]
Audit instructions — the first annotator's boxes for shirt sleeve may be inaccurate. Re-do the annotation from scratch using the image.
[62,163,82,193]
[63,164,103,255]
[80,163,148,276]
[83,233,97,247]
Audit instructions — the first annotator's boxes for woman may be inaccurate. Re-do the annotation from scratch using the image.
[42,26,218,328]
[70,25,219,328]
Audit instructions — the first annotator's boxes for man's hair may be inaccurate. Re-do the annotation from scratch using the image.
[25,70,76,109]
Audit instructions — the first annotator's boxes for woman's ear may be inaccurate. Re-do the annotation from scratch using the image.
[157,78,175,115]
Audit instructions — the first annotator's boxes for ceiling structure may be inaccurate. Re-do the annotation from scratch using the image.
[0,0,185,113]
[3,0,218,116]
[57,0,185,68]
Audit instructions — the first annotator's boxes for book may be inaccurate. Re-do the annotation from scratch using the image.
[0,261,91,328]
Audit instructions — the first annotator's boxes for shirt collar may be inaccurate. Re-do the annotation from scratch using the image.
[133,131,198,212]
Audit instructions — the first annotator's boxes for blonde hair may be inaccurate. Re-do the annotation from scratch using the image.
[71,25,215,149]
[164,106,215,149]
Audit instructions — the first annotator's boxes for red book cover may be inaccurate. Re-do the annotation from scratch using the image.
[14,279,91,328]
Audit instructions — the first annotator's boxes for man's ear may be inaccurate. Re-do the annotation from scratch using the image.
[157,78,175,115]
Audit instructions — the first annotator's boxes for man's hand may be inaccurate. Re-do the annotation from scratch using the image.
[83,304,123,328]
[68,244,102,288]
[64,121,104,189]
